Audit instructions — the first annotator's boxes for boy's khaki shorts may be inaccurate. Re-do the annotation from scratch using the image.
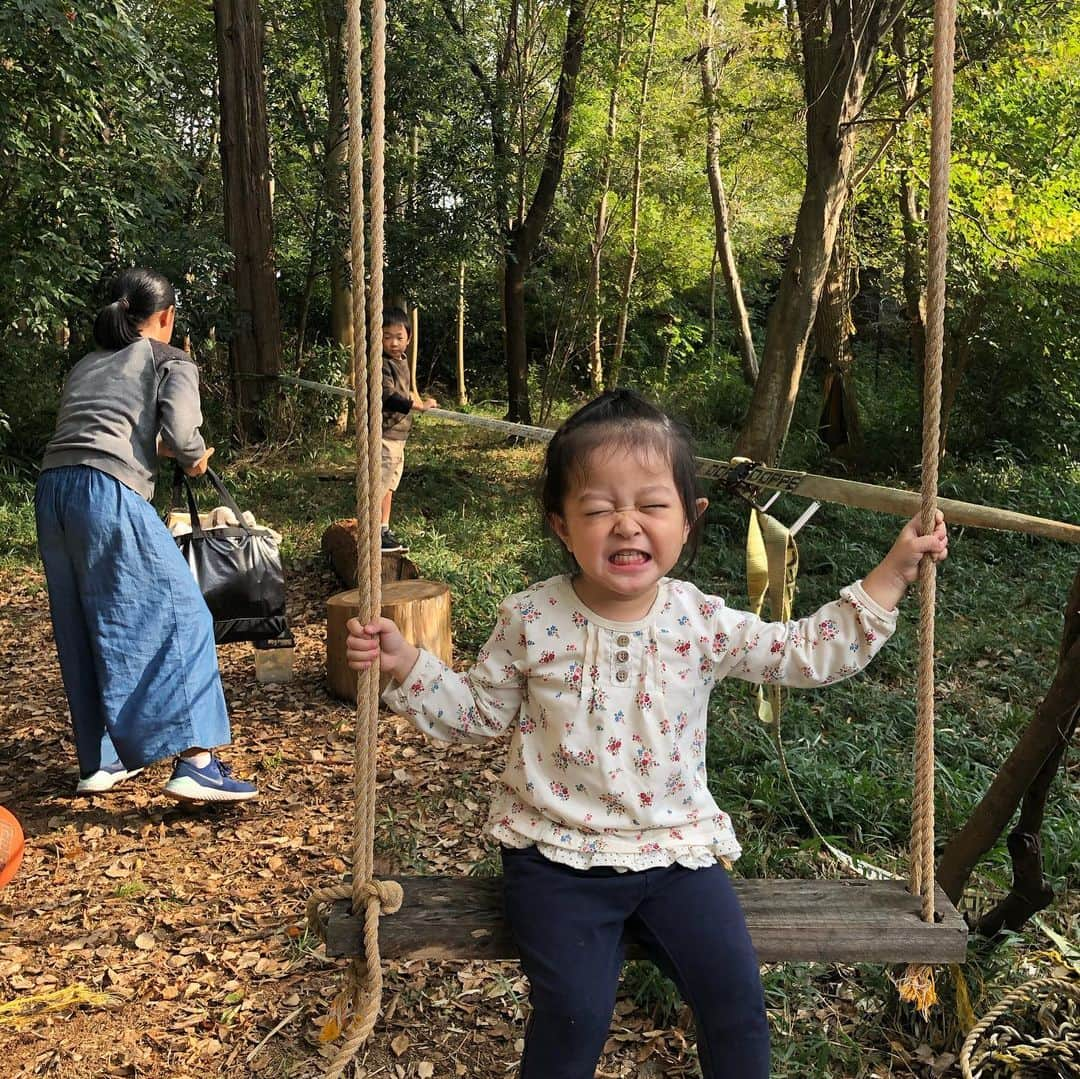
[380,438,405,493]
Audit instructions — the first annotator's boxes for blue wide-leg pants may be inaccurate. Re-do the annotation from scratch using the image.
[35,465,231,774]
[501,845,771,1079]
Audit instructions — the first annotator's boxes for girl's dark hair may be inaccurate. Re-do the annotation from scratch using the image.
[93,268,176,350]
[539,388,706,564]
[383,306,411,335]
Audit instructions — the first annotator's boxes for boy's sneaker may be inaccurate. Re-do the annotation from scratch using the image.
[163,756,258,803]
[380,527,407,553]
[76,762,143,795]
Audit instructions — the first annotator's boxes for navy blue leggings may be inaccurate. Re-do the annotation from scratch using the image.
[501,846,770,1079]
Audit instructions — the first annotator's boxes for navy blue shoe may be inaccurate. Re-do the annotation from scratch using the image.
[164,756,258,803]
[76,762,143,795]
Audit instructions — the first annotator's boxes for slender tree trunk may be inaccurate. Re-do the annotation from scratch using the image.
[323,0,354,433]
[813,208,862,456]
[733,0,901,464]
[410,124,420,214]
[894,18,927,400]
[937,564,1080,924]
[214,0,283,442]
[588,3,626,394]
[898,167,927,381]
[295,198,323,367]
[409,306,419,389]
[457,261,468,405]
[502,0,589,423]
[699,1,757,384]
[939,295,984,460]
[610,0,659,388]
[708,247,719,359]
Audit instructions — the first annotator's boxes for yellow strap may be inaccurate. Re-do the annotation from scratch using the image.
[743,502,896,881]
[746,508,798,729]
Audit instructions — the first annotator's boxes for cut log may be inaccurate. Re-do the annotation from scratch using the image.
[326,581,452,702]
[324,875,968,964]
[321,519,421,587]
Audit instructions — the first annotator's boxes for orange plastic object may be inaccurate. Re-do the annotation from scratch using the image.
[0,806,25,889]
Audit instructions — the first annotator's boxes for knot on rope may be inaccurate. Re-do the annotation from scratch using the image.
[305,878,404,945]
[306,877,405,1079]
[360,877,404,915]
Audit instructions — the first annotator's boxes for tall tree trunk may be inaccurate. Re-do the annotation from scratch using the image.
[610,0,659,388]
[588,3,627,394]
[214,0,283,442]
[733,0,903,464]
[699,1,757,385]
[457,261,468,405]
[503,0,589,423]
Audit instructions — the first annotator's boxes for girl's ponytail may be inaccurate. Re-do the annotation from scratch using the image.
[93,268,176,350]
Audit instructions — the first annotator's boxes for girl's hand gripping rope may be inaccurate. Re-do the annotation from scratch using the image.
[862,511,949,611]
[346,616,420,686]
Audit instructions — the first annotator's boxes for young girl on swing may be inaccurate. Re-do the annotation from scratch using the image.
[346,389,947,1079]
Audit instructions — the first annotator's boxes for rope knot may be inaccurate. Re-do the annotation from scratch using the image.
[359,878,404,915]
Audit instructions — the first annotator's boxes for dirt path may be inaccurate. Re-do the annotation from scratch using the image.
[0,562,701,1078]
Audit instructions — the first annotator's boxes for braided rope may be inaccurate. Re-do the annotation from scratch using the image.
[306,1,398,1074]
[959,974,1080,1078]
[910,0,958,923]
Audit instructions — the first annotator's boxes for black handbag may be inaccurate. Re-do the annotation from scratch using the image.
[170,466,289,644]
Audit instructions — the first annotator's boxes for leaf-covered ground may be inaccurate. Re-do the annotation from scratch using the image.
[0,555,716,1078]
[1,419,1076,1078]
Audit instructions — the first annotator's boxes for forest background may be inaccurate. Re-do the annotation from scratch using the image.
[0,0,1079,1076]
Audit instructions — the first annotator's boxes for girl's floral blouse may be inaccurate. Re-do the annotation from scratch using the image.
[382,575,897,872]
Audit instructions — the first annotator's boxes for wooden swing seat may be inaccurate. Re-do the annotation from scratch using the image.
[324,875,967,964]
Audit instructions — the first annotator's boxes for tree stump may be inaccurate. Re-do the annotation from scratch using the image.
[321,519,420,587]
[326,581,452,702]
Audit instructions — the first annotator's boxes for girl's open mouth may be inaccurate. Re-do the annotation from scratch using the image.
[609,550,650,565]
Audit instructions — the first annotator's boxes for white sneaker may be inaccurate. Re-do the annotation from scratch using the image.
[75,763,144,795]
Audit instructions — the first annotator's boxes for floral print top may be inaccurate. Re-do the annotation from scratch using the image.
[382,575,897,871]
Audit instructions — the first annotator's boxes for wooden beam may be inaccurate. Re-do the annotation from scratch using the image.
[324,876,968,965]
[416,407,1079,545]
[274,382,1080,545]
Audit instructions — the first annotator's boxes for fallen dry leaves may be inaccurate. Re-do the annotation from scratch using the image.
[0,560,700,1078]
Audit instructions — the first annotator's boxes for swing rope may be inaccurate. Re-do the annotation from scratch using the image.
[306,0,402,1075]
[911,0,959,926]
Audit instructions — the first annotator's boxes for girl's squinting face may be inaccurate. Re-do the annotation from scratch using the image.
[550,444,706,620]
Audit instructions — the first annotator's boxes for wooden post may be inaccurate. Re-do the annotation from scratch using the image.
[326,581,452,702]
[409,306,419,391]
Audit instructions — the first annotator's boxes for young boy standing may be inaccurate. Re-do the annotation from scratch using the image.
[381,307,436,552]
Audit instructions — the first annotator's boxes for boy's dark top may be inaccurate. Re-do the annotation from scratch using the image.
[382,351,415,442]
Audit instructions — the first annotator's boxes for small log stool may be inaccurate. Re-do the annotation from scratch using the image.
[322,519,420,587]
[326,580,452,702]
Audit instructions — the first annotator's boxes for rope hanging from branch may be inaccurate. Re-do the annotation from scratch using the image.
[305,0,402,1074]
[910,0,959,925]
[897,0,959,1015]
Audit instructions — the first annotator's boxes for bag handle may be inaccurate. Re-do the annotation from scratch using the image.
[172,464,255,537]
